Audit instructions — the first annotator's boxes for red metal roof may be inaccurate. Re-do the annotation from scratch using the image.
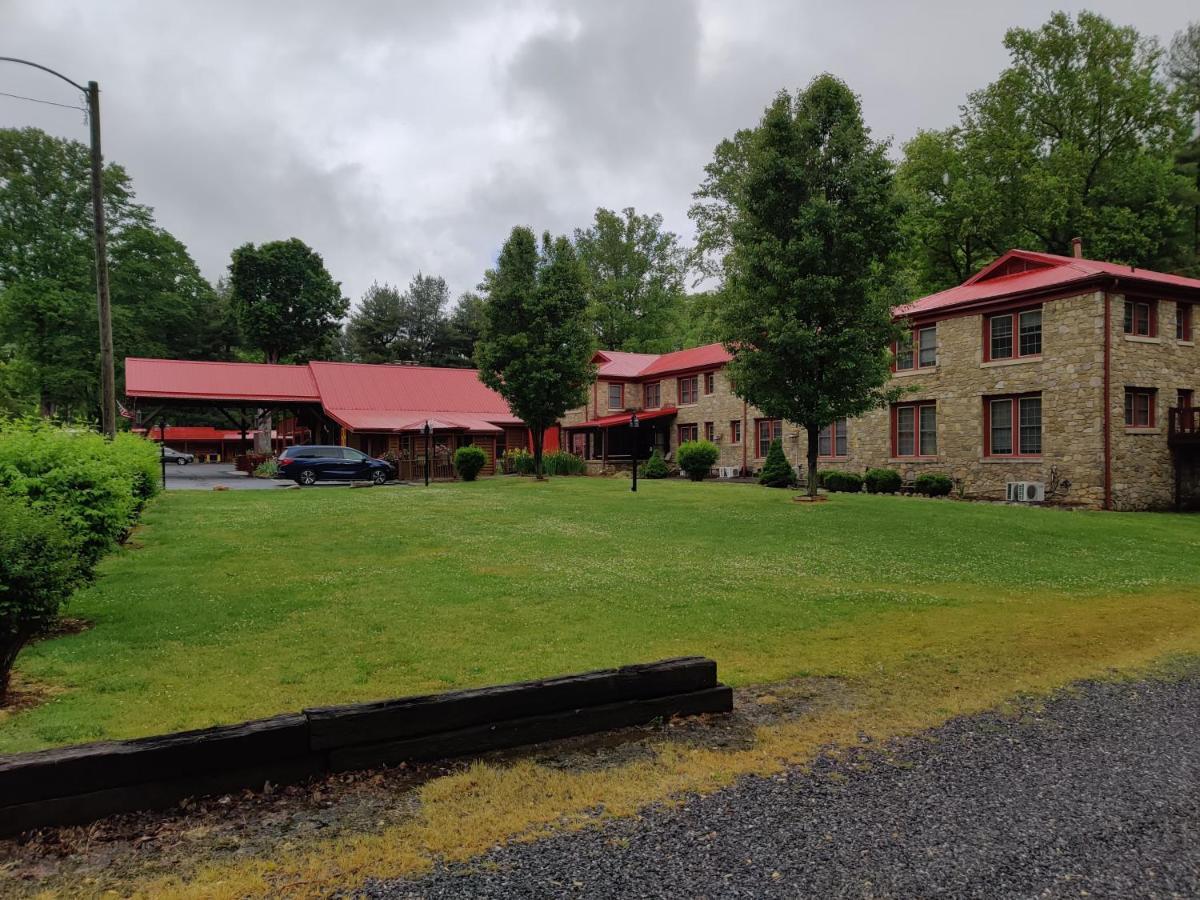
[125,358,319,403]
[572,406,679,429]
[896,250,1200,320]
[591,343,733,380]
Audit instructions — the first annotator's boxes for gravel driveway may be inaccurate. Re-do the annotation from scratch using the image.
[365,674,1200,899]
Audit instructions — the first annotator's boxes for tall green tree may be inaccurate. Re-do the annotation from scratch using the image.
[898,11,1192,292]
[1168,21,1200,268]
[397,272,450,362]
[573,207,688,352]
[346,282,405,363]
[429,291,487,367]
[228,238,347,365]
[717,76,902,498]
[476,227,593,479]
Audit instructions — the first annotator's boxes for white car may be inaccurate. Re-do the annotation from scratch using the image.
[161,446,195,465]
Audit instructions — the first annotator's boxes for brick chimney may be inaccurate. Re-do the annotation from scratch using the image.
[1071,236,1083,258]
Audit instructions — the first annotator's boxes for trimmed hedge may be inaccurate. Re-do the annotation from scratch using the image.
[677,440,719,481]
[639,448,669,479]
[453,445,488,481]
[914,473,953,496]
[758,439,795,488]
[0,420,161,568]
[864,467,902,494]
[821,470,863,493]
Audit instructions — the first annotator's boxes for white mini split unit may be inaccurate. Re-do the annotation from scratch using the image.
[1006,481,1045,502]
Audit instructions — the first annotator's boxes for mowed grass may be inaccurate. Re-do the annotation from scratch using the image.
[2,477,1199,754]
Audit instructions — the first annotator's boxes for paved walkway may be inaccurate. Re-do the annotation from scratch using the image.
[367,675,1200,899]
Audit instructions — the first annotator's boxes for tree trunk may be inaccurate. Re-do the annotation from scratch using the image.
[532,426,545,481]
[0,628,32,705]
[807,424,820,498]
[253,408,272,455]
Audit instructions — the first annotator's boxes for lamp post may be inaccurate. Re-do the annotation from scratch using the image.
[159,420,167,490]
[0,58,116,439]
[630,411,640,493]
[422,421,432,486]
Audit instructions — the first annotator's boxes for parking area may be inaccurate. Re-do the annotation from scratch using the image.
[163,462,285,490]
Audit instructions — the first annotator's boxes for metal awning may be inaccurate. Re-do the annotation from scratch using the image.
[569,406,678,429]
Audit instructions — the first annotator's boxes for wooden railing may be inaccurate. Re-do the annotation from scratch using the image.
[1168,406,1199,445]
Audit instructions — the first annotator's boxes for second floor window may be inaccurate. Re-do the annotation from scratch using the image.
[1125,387,1156,427]
[1177,303,1193,342]
[895,326,936,370]
[704,372,716,394]
[607,383,624,410]
[986,308,1042,361]
[678,375,698,405]
[644,381,661,409]
[818,418,848,458]
[1124,299,1156,337]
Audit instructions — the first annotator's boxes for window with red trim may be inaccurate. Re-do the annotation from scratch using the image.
[756,419,782,457]
[678,375,698,404]
[1177,303,1193,342]
[1178,388,1194,409]
[730,420,742,443]
[678,423,698,443]
[985,307,1042,361]
[704,421,714,441]
[607,383,623,410]
[1124,299,1156,336]
[703,372,715,394]
[891,402,936,457]
[818,418,848,458]
[894,326,936,370]
[644,381,661,409]
[984,394,1041,457]
[1124,387,1156,427]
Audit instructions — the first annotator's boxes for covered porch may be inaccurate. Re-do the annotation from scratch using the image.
[563,407,677,469]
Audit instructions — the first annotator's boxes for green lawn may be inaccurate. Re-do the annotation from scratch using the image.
[3,477,1199,754]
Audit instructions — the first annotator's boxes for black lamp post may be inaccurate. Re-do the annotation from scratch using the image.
[630,411,640,493]
[422,420,432,486]
[159,420,167,490]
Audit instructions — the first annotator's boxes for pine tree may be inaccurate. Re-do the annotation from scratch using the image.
[758,438,795,488]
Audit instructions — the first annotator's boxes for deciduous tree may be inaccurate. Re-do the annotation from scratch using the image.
[475,227,593,479]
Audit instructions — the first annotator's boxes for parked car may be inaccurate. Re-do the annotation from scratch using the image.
[161,446,194,465]
[275,445,393,486]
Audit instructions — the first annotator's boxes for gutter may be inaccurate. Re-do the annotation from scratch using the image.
[1103,280,1116,511]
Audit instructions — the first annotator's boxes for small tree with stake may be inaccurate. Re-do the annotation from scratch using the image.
[717,76,903,498]
[476,227,594,480]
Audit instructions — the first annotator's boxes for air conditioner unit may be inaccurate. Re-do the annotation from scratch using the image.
[1006,481,1045,502]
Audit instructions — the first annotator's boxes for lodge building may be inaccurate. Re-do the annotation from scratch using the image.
[562,248,1200,511]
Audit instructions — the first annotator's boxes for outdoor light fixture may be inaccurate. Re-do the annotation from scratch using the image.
[630,411,640,493]
[422,420,432,486]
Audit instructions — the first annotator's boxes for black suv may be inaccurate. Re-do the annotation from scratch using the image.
[276,445,393,486]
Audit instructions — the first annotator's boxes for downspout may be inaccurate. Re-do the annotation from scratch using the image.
[1102,282,1115,510]
[742,400,748,475]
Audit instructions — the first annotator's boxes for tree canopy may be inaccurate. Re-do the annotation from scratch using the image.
[475,227,593,478]
[717,75,902,497]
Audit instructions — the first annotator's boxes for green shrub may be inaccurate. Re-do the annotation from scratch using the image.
[0,495,78,701]
[914,473,953,497]
[0,419,161,569]
[541,451,585,476]
[501,448,535,475]
[821,470,863,493]
[676,440,719,481]
[454,445,488,481]
[253,459,280,479]
[639,448,670,479]
[758,439,795,488]
[864,467,902,494]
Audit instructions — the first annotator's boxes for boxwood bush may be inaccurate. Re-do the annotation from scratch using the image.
[821,470,863,493]
[864,467,902,494]
[638,448,669,479]
[454,445,488,481]
[676,440,719,481]
[914,472,953,497]
[0,420,161,568]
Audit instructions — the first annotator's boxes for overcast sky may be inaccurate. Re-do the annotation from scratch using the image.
[2,1,1194,307]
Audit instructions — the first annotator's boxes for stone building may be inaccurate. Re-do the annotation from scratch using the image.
[561,247,1200,510]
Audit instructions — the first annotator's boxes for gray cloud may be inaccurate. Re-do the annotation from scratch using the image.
[2,0,1192,310]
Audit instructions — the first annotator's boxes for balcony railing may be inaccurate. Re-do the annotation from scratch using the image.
[1168,406,1199,446]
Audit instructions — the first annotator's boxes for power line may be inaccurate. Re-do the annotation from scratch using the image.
[0,88,86,111]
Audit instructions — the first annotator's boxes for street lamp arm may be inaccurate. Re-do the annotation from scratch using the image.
[0,56,87,93]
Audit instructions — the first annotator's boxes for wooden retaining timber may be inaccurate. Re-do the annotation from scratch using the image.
[0,657,731,836]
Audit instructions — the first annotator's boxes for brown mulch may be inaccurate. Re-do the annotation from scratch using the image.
[0,678,846,897]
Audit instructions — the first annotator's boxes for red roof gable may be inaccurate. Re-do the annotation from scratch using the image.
[591,343,733,380]
[896,250,1200,320]
[592,350,661,378]
[125,358,320,403]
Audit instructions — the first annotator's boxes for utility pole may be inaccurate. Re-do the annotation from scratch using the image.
[0,59,116,438]
[87,81,116,439]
